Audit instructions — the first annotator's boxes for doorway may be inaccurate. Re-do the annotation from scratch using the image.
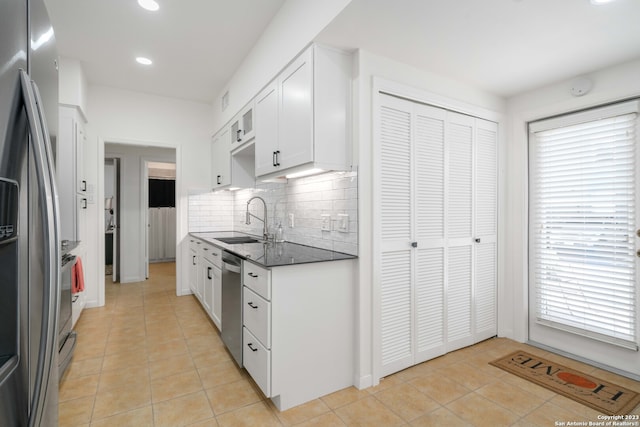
[104,157,120,282]
[104,143,176,284]
[144,160,176,279]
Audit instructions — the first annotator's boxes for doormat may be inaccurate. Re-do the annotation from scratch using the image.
[490,351,640,415]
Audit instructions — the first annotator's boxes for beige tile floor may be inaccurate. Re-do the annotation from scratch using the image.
[59,262,640,426]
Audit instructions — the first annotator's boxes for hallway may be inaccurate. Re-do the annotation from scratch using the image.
[58,262,640,426]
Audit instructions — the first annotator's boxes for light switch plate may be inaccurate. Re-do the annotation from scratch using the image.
[288,213,295,228]
[321,214,331,231]
[338,214,349,233]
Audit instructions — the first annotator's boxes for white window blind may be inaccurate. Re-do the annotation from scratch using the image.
[530,100,639,350]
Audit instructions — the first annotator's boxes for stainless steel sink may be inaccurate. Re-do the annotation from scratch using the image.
[215,236,261,244]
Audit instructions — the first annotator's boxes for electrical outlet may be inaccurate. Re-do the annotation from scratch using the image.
[288,213,295,228]
[321,214,331,231]
[338,214,349,233]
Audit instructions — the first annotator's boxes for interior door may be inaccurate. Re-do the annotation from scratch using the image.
[378,94,414,377]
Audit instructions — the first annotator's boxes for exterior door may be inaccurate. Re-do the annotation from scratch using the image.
[528,101,640,376]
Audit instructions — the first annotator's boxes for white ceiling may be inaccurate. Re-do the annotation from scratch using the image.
[44,0,285,103]
[44,0,640,104]
[317,0,640,97]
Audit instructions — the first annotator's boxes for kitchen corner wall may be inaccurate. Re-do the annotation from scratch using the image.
[188,171,358,255]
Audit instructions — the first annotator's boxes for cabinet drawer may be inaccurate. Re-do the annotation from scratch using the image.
[243,262,271,300]
[201,244,222,268]
[243,287,271,348]
[243,327,270,397]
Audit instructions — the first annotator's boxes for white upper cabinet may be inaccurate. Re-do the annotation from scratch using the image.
[254,44,352,179]
[230,101,255,150]
[255,81,278,177]
[211,127,231,189]
[212,123,255,191]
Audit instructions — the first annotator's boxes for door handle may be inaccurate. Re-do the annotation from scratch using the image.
[475,238,481,243]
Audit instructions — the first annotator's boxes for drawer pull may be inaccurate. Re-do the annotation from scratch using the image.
[247,302,258,309]
[247,343,258,352]
[248,272,258,278]
[212,253,219,257]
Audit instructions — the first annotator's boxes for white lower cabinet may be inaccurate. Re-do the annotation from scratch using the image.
[189,238,222,331]
[243,327,271,396]
[188,239,199,296]
[242,259,355,411]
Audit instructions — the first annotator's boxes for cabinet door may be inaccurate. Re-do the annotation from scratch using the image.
[255,81,279,176]
[278,47,313,170]
[75,120,86,194]
[241,103,255,142]
[231,103,255,149]
[211,128,231,189]
[212,265,222,329]
[202,258,214,313]
[189,247,198,294]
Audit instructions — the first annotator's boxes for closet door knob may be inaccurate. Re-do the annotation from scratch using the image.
[475,238,481,243]
[411,242,418,248]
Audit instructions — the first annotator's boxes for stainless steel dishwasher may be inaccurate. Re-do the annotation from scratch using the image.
[221,251,243,367]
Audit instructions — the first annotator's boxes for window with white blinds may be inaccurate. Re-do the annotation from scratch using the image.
[529,100,639,350]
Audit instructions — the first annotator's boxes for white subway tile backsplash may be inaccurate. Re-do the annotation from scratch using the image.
[187,171,358,255]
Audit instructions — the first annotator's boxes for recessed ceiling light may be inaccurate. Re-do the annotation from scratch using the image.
[590,0,616,4]
[136,57,153,65]
[138,0,159,11]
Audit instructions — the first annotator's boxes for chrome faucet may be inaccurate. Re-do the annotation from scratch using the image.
[245,196,268,241]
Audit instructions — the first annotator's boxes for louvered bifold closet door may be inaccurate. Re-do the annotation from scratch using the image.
[474,119,498,340]
[414,104,447,362]
[379,94,414,376]
[446,112,475,351]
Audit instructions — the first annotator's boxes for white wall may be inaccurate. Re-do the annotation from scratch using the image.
[354,49,507,388]
[85,84,213,305]
[210,0,351,132]
[58,57,89,117]
[104,144,175,282]
[504,58,640,343]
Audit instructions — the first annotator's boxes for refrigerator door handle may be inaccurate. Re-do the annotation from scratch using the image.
[19,69,60,427]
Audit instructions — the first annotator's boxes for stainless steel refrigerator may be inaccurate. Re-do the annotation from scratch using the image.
[0,0,60,425]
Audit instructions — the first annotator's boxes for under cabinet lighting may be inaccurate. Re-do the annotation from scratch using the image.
[138,0,159,11]
[285,168,325,179]
[136,57,153,65]
[590,0,616,4]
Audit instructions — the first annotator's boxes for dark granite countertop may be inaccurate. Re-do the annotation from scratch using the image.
[190,231,356,268]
